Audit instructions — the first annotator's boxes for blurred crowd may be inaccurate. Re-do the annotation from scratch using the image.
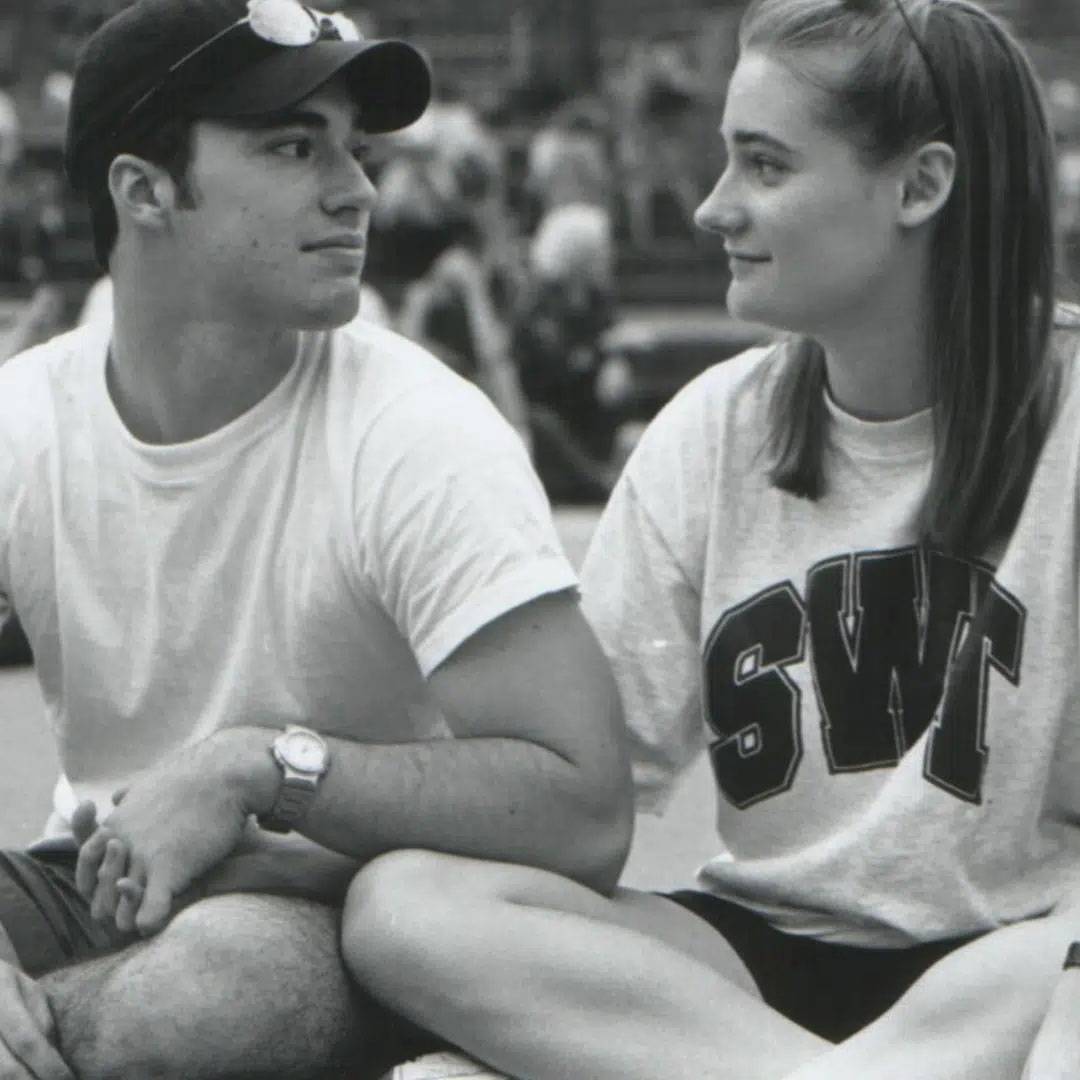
[0,19,734,502]
[1,10,1080,503]
[1051,77,1080,294]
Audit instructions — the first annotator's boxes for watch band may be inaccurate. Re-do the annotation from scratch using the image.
[257,726,328,834]
[260,777,316,833]
[1064,941,1080,971]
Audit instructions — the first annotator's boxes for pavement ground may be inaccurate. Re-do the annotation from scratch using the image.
[0,506,718,890]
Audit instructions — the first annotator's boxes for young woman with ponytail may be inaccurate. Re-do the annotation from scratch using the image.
[342,3,1080,1077]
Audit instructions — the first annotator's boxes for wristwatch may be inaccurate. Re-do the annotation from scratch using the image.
[257,725,330,833]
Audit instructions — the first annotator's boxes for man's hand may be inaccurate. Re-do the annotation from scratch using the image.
[1022,968,1080,1080]
[0,961,74,1079]
[70,802,142,934]
[74,731,264,936]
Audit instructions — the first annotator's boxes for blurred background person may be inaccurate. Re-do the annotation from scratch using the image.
[1049,77,1080,295]
[609,38,710,248]
[0,74,22,192]
[366,81,533,445]
[512,202,618,501]
[0,0,1076,498]
[524,95,613,231]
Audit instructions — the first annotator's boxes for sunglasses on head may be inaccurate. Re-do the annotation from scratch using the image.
[116,0,361,135]
[242,0,360,46]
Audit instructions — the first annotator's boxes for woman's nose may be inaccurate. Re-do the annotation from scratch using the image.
[694,173,745,237]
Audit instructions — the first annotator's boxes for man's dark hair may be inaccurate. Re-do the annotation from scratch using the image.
[87,114,199,270]
[67,0,429,268]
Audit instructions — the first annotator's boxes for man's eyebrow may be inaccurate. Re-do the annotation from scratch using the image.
[729,129,797,155]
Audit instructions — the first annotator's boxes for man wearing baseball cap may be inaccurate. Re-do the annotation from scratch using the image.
[0,1,631,1077]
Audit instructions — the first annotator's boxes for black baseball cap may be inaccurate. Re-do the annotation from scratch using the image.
[66,0,431,193]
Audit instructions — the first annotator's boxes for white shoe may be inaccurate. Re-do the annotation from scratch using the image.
[385,1050,511,1079]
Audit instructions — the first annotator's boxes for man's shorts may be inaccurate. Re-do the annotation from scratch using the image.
[665,889,979,1043]
[0,848,135,976]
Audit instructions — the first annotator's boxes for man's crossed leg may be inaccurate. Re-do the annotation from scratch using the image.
[0,849,434,1080]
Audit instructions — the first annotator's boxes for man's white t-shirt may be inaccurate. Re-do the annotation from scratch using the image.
[0,320,576,838]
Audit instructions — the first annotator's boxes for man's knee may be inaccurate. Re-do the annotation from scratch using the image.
[49,894,360,1080]
[92,894,345,1038]
[166,891,341,970]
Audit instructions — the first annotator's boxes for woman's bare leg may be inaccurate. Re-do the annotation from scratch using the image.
[343,850,829,1080]
[782,912,1072,1080]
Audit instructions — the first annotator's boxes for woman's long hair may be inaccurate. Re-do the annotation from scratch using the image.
[741,0,1058,554]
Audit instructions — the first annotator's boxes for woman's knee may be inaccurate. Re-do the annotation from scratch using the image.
[342,850,486,994]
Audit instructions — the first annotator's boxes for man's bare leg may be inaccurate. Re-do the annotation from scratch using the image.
[39,893,428,1080]
[343,850,830,1080]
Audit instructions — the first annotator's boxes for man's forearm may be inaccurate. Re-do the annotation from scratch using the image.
[198,843,363,905]
[84,597,633,922]
[219,725,632,894]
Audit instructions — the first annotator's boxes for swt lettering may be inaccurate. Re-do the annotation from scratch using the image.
[703,547,1025,808]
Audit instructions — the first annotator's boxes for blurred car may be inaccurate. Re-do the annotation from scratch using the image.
[528,305,772,504]
[596,307,774,424]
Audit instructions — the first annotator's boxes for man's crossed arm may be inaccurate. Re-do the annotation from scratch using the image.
[76,591,634,935]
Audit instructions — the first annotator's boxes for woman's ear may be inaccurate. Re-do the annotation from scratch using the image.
[107,153,178,236]
[897,140,956,229]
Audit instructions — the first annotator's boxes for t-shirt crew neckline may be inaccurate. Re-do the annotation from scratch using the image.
[93,329,315,483]
[823,387,934,462]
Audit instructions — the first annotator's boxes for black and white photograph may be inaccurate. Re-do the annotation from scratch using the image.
[0,1,1079,1076]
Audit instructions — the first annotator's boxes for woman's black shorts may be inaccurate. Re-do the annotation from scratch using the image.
[665,889,979,1043]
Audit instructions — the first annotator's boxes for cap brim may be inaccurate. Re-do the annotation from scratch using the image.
[191,39,431,135]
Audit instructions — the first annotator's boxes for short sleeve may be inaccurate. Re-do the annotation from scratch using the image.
[581,473,706,814]
[358,381,578,676]
[579,364,730,813]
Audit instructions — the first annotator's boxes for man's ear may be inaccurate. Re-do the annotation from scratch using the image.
[897,141,956,229]
[107,154,178,235]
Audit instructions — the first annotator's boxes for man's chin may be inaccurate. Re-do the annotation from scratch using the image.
[296,289,362,331]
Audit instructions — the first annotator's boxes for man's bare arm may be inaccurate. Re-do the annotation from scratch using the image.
[81,592,633,932]
[279,592,631,885]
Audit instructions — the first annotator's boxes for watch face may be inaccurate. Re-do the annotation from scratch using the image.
[280,730,327,772]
